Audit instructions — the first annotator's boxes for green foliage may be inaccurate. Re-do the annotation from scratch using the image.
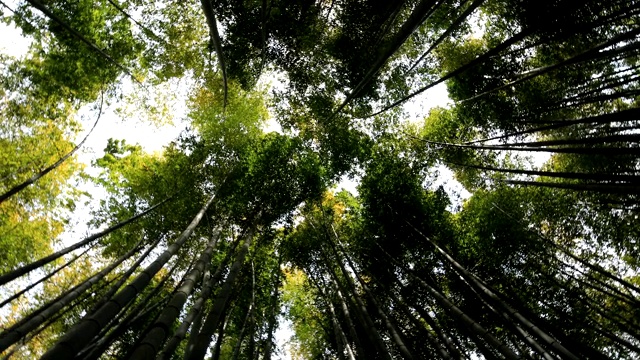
[188,78,268,170]
[0,71,85,272]
[219,133,327,225]
[10,0,141,101]
[281,268,329,360]
[2,1,640,359]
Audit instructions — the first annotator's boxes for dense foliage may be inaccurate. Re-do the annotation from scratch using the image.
[1,0,639,359]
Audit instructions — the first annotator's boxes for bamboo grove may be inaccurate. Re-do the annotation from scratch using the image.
[0,0,639,359]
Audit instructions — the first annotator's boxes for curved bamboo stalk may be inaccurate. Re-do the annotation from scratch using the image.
[0,246,93,310]
[0,92,103,205]
[0,197,171,287]
[465,107,640,145]
[0,238,145,353]
[443,160,640,184]
[504,180,640,194]
[200,0,228,109]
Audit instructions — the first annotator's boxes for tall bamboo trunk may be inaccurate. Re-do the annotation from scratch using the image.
[333,237,414,359]
[157,265,213,360]
[336,0,440,114]
[185,227,254,360]
[40,193,217,359]
[376,243,520,360]
[466,107,640,145]
[384,283,456,359]
[367,27,533,118]
[327,277,367,360]
[129,229,222,359]
[327,298,357,360]
[0,198,169,287]
[445,160,640,184]
[181,237,240,359]
[210,312,230,360]
[461,27,640,103]
[0,246,93,310]
[0,238,144,352]
[0,102,102,205]
[308,271,360,360]
[323,247,393,360]
[262,263,281,360]
[2,275,112,359]
[403,219,581,359]
[78,262,181,360]
[231,262,256,360]
[87,237,162,316]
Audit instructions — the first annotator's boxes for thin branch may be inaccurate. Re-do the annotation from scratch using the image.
[200,0,228,109]
[0,90,104,205]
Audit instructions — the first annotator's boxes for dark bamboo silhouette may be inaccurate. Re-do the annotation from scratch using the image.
[186,227,254,360]
[0,198,170,287]
[461,27,640,103]
[310,270,368,360]
[0,238,144,353]
[333,0,441,115]
[1,275,113,359]
[156,264,212,360]
[423,137,640,156]
[0,96,103,205]
[200,0,228,108]
[375,242,521,360]
[402,215,612,359]
[367,4,640,118]
[387,288,454,359]
[504,179,640,194]
[210,312,229,360]
[230,262,255,360]
[466,107,640,144]
[406,0,484,73]
[40,193,217,359]
[491,201,640,296]
[129,230,221,359]
[0,246,93,310]
[366,28,533,118]
[262,261,281,360]
[506,134,640,148]
[331,235,414,359]
[323,246,394,360]
[444,161,640,184]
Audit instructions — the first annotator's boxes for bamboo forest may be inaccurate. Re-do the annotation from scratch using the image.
[1,0,640,359]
